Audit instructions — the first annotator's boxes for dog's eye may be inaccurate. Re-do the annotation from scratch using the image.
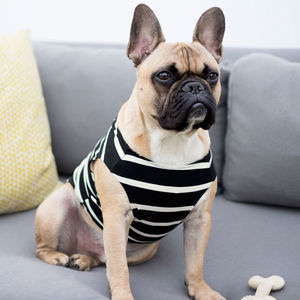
[207,72,218,83]
[157,71,171,81]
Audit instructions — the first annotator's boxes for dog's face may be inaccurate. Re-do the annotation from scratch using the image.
[136,42,221,131]
[127,4,225,132]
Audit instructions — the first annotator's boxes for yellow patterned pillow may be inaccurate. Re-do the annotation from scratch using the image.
[0,30,59,214]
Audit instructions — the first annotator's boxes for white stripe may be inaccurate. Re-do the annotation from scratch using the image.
[86,171,97,199]
[121,153,212,170]
[100,126,112,161]
[113,125,212,170]
[82,159,89,193]
[113,174,213,194]
[130,203,193,212]
[129,226,167,238]
[83,155,97,198]
[92,137,105,160]
[91,195,100,206]
[114,125,212,170]
[135,219,182,227]
[128,236,145,243]
[114,128,125,158]
[85,199,103,227]
[73,158,87,203]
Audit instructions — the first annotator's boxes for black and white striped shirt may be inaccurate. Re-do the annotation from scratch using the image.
[68,120,216,244]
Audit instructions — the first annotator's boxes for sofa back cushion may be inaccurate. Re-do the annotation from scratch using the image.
[223,53,300,207]
[33,43,136,175]
[210,64,231,191]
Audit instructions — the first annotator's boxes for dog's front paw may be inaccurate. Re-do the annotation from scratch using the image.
[187,280,226,300]
[111,293,134,300]
[65,254,100,271]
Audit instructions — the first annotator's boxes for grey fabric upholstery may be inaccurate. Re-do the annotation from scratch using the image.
[210,63,231,191]
[223,53,300,207]
[1,195,299,300]
[33,43,136,175]
[223,47,300,63]
[216,47,300,191]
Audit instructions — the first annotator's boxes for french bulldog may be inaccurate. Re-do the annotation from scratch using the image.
[35,4,226,300]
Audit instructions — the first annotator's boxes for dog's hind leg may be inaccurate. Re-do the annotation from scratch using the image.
[35,183,75,267]
[35,182,105,271]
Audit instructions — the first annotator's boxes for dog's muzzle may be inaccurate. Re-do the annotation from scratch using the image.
[157,79,216,131]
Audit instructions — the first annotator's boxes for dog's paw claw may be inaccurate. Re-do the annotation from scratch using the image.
[71,262,80,269]
[65,254,99,271]
[64,261,71,268]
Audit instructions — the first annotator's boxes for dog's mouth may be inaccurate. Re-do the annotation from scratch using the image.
[156,82,216,131]
[188,103,208,123]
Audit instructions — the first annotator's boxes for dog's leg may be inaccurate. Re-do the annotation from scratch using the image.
[35,183,103,271]
[92,159,134,300]
[67,254,101,271]
[35,183,72,267]
[184,179,226,300]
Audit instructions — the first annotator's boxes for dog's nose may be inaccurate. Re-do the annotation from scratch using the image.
[181,82,204,94]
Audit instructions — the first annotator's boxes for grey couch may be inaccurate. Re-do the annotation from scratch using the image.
[1,42,299,300]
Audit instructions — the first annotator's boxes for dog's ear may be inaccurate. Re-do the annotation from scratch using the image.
[193,7,225,63]
[127,4,165,66]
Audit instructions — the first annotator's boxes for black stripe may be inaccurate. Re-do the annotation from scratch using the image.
[95,127,119,170]
[78,167,89,200]
[123,185,207,207]
[85,199,104,226]
[132,208,191,223]
[94,128,112,161]
[81,200,103,229]
[86,163,99,204]
[113,160,215,187]
[128,236,152,244]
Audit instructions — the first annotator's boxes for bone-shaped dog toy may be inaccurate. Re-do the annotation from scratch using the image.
[241,275,285,300]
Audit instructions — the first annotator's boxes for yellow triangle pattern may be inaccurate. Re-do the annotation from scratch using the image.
[0,30,59,214]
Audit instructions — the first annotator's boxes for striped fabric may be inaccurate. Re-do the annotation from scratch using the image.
[68,120,216,244]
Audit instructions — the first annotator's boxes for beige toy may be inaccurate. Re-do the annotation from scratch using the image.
[241,275,285,300]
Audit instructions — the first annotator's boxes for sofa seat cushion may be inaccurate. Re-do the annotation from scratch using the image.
[0,196,299,299]
[223,53,300,207]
